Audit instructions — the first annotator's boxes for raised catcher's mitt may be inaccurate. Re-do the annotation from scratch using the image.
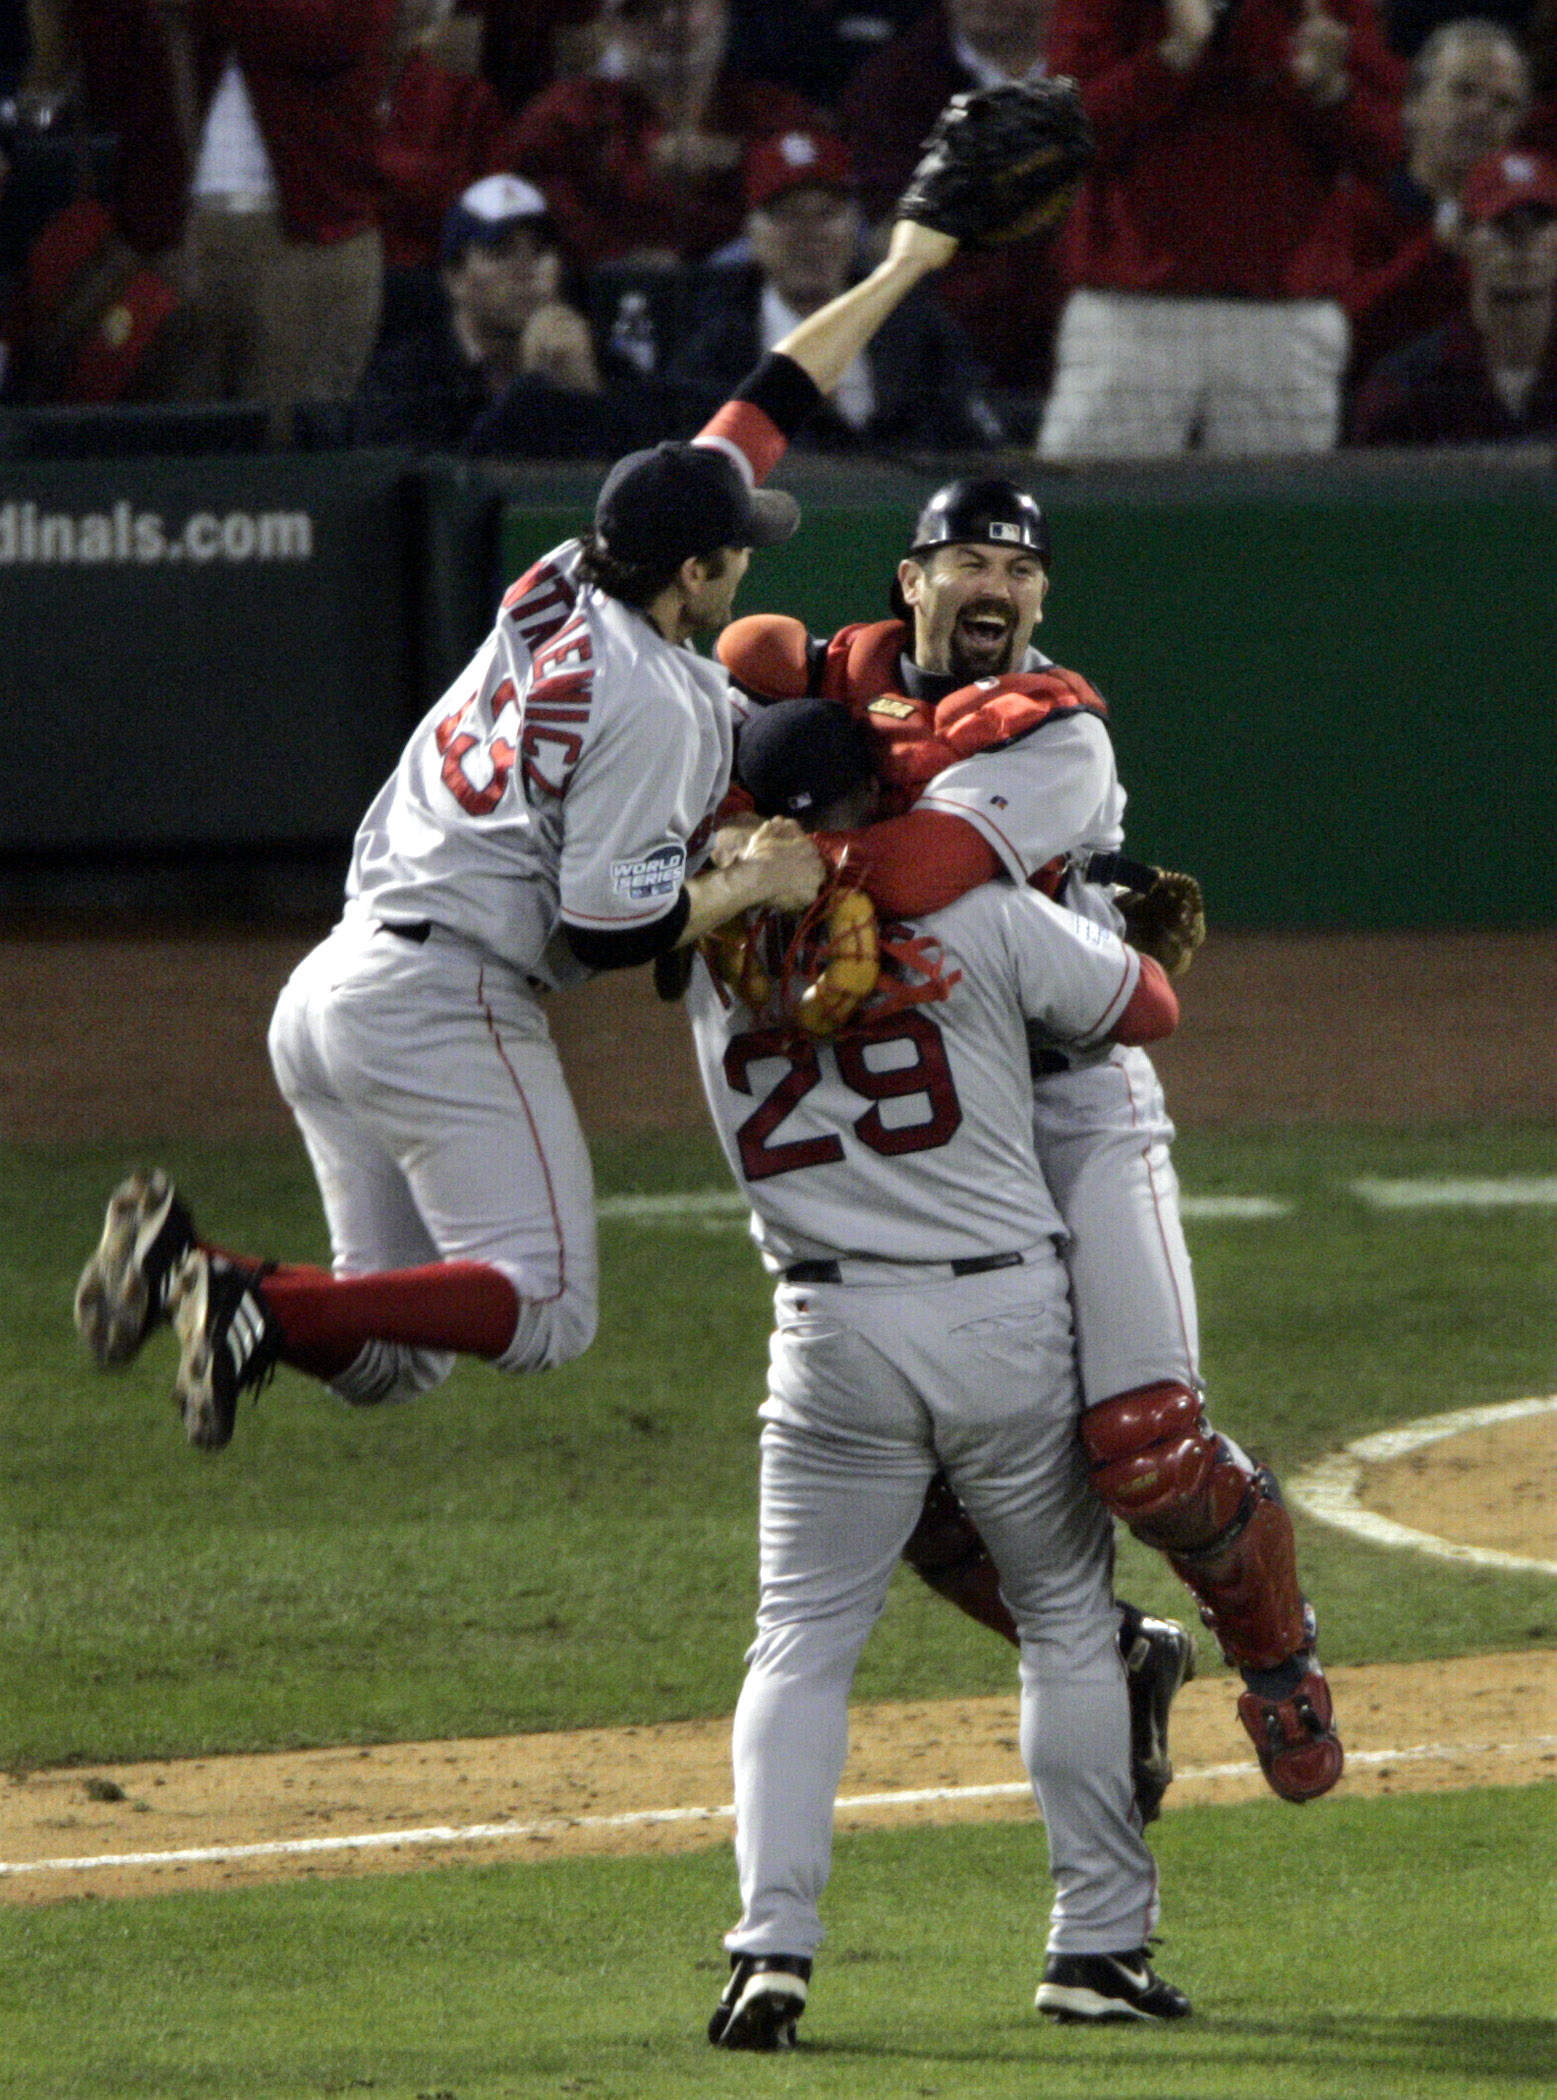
[896,81,1094,250]
[1118,869,1206,981]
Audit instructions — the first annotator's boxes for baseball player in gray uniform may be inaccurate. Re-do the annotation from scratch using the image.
[71,218,965,1443]
[689,699,1191,2048]
[717,479,1344,1811]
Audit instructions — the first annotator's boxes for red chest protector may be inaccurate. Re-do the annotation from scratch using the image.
[818,620,1109,805]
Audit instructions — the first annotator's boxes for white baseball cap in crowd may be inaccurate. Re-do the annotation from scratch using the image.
[440,174,553,262]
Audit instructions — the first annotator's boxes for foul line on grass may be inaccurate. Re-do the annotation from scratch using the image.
[595,1191,1290,1225]
[1350,1176,1557,1210]
[1289,1395,1557,1578]
[598,1176,1557,1230]
[4,1734,1556,1881]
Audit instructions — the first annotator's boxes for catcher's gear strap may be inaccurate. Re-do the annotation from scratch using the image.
[695,352,823,484]
[814,808,1000,918]
[1171,1478,1312,1674]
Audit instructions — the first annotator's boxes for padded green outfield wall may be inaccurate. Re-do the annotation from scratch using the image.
[500,457,1557,930]
[0,448,1548,928]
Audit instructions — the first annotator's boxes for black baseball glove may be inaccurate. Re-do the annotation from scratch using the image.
[895,80,1095,250]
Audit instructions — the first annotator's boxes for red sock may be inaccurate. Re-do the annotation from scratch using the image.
[255,1262,521,1381]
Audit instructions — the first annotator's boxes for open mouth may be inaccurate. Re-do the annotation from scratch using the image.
[953,604,1017,665]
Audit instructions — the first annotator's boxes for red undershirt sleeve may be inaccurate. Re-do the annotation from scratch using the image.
[695,353,825,484]
[1112,953,1179,1043]
[816,810,1001,917]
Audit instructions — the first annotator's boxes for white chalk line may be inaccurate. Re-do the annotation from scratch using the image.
[1350,1176,1557,1210]
[1289,1395,1557,1577]
[5,1733,1555,1882]
[598,1177,1557,1230]
[595,1191,1291,1226]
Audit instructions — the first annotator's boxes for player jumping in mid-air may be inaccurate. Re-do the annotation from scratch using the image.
[70,214,965,1443]
[690,698,1191,2047]
[716,477,1343,1809]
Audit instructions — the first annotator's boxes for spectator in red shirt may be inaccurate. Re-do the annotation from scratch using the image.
[378,0,530,271]
[834,1,1068,391]
[1350,146,1557,442]
[72,0,398,441]
[509,0,819,265]
[1037,0,1406,459]
[1320,19,1530,388]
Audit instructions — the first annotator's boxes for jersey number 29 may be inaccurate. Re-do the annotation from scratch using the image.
[724,1011,963,1181]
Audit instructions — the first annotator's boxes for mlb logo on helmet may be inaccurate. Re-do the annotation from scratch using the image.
[987,520,1022,542]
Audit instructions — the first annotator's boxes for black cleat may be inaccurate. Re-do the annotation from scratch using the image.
[167,1250,281,1451]
[74,1170,197,1368]
[708,1954,812,2050]
[1118,1604,1196,1824]
[1036,1946,1192,2023]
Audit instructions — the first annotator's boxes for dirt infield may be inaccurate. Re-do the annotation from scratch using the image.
[3,1644,1553,1907]
[3,924,1553,1905]
[2,1402,1552,1909]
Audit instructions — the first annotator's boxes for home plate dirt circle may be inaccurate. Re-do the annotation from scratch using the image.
[1290,1396,1557,1576]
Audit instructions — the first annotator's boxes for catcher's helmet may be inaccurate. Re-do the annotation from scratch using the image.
[907,476,1052,569]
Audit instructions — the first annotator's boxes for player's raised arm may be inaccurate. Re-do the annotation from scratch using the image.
[694,218,959,486]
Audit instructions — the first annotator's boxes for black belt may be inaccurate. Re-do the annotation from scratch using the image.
[377,919,432,943]
[783,1250,1025,1285]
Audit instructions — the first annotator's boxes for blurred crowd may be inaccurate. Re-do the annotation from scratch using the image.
[1,0,1554,457]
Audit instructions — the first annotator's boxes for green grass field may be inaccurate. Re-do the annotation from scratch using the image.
[2,1123,1555,2093]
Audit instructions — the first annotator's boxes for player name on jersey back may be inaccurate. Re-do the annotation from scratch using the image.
[343,542,736,984]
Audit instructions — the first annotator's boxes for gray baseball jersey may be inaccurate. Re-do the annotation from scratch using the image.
[686,882,1142,1268]
[346,540,746,989]
[915,710,1126,933]
[906,685,1199,1404]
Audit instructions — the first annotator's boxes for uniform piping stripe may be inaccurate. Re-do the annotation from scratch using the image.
[477,969,567,1308]
[5,1735,1554,1879]
[1075,948,1137,1043]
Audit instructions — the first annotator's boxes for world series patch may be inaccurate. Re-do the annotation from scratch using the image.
[611,842,686,902]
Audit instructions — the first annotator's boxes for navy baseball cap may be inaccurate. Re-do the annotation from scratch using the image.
[440,173,553,264]
[735,697,874,820]
[594,442,800,567]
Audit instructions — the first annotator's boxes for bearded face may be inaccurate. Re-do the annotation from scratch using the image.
[900,543,1049,680]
